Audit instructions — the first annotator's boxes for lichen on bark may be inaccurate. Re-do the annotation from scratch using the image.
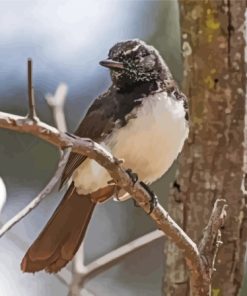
[164,1,247,295]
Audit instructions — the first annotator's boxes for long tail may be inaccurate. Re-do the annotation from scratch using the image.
[21,183,96,273]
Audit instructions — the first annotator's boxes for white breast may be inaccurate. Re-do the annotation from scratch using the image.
[73,92,188,195]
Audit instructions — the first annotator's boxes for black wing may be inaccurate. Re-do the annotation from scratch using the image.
[59,88,116,188]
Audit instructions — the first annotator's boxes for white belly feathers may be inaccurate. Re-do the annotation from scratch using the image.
[72,92,188,195]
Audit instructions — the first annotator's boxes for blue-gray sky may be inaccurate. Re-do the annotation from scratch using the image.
[0,0,156,95]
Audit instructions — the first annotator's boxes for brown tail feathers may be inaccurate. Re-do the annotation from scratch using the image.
[21,183,96,273]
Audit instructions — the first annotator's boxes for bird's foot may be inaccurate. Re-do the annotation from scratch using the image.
[126,168,138,184]
[126,169,140,207]
[125,169,157,213]
[140,181,158,214]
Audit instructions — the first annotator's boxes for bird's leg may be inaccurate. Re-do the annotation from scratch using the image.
[125,169,140,207]
[125,169,157,212]
[126,168,138,183]
[90,185,115,203]
[139,181,158,214]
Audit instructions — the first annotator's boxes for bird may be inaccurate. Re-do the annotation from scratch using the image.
[21,39,189,273]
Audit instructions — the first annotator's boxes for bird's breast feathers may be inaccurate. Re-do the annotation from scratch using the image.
[73,91,188,195]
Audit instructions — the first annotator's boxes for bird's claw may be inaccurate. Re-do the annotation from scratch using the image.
[126,169,157,213]
[126,169,138,184]
[140,181,158,214]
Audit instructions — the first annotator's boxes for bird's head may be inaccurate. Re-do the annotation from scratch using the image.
[100,39,171,90]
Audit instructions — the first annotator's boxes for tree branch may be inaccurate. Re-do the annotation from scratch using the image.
[0,110,200,258]
[83,230,164,280]
[45,83,68,132]
[27,59,38,122]
[68,229,164,293]
[189,199,227,295]
[0,108,227,295]
[199,199,227,260]
[0,60,228,296]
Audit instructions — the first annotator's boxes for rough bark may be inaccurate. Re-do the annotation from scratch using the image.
[164,0,247,295]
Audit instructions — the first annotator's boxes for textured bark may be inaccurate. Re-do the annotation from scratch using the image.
[164,1,247,295]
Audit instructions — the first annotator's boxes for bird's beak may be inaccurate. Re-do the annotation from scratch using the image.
[99,59,125,70]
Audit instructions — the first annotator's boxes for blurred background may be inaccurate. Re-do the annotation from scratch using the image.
[1,1,245,296]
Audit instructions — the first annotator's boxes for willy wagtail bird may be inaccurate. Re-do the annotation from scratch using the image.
[21,39,189,273]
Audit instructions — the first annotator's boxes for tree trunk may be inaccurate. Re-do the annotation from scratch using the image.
[163,0,247,295]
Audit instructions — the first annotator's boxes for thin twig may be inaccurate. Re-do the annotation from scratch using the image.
[73,243,85,278]
[61,266,96,296]
[68,231,164,295]
[0,147,71,237]
[199,199,227,256]
[78,230,163,282]
[0,221,28,250]
[45,83,68,132]
[27,59,38,121]
[188,199,227,295]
